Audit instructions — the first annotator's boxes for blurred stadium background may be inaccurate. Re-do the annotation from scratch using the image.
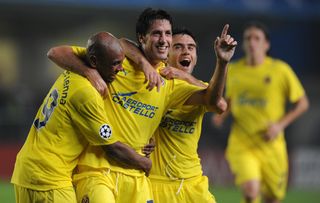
[0,0,320,202]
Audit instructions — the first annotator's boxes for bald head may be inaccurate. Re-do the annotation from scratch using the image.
[87,32,122,59]
[86,32,125,83]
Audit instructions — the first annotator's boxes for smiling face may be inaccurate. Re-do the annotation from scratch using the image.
[139,19,172,66]
[97,44,125,83]
[167,33,197,74]
[87,32,125,84]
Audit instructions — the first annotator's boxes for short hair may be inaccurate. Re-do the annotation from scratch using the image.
[136,8,173,43]
[172,27,197,44]
[243,21,270,41]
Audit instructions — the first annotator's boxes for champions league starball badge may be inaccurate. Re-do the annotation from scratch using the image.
[99,124,112,139]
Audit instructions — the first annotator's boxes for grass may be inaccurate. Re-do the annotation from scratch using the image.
[211,186,320,203]
[1,180,319,203]
[0,180,15,203]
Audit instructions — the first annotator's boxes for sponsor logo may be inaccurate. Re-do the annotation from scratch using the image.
[160,115,196,134]
[112,92,159,119]
[237,91,266,108]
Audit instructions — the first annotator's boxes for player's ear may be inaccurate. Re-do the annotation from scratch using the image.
[138,34,146,45]
[265,41,270,53]
[89,55,97,68]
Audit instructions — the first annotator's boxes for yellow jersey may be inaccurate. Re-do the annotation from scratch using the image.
[226,57,305,151]
[72,47,204,176]
[11,71,117,191]
[150,105,208,180]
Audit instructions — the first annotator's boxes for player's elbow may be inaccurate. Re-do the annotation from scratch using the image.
[207,95,227,114]
[214,98,228,114]
[299,95,309,113]
[47,47,59,61]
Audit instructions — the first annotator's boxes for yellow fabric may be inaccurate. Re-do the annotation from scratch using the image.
[226,57,305,145]
[225,57,303,200]
[227,144,288,200]
[14,185,77,203]
[151,175,215,203]
[150,105,207,179]
[74,167,153,203]
[72,46,204,176]
[11,71,117,191]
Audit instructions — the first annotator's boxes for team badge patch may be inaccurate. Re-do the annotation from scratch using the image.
[99,124,112,139]
[81,195,89,203]
[264,76,271,84]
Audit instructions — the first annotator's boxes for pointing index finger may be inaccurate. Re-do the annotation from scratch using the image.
[221,24,229,38]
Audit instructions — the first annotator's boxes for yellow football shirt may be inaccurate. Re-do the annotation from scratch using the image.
[150,105,207,180]
[226,57,305,150]
[72,46,205,176]
[11,71,117,191]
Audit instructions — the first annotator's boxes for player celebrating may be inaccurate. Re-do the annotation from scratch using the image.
[212,21,309,203]
[48,8,236,203]
[11,32,152,203]
[119,25,236,203]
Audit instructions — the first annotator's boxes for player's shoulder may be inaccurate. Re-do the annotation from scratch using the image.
[68,72,100,99]
[268,57,293,73]
[230,58,245,68]
[228,58,245,74]
[122,57,137,71]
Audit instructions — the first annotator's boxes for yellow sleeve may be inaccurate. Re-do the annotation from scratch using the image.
[282,63,305,103]
[167,79,205,109]
[72,46,87,58]
[71,87,118,146]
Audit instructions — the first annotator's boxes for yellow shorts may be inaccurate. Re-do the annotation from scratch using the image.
[226,144,288,200]
[14,185,76,203]
[74,168,153,203]
[150,175,216,203]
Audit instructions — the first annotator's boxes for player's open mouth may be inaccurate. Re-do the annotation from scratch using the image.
[179,59,191,67]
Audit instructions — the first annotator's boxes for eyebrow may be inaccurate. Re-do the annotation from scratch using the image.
[173,43,197,47]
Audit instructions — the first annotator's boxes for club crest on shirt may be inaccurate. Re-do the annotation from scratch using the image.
[81,195,89,203]
[264,76,271,84]
[99,124,112,140]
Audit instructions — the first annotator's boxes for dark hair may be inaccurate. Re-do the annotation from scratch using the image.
[136,8,173,44]
[243,21,270,41]
[172,27,197,44]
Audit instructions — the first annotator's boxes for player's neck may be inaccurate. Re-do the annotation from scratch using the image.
[146,57,163,69]
[143,49,166,69]
[246,55,266,67]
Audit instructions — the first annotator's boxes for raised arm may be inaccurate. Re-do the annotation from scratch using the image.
[160,66,207,88]
[119,38,162,92]
[264,95,309,141]
[102,142,152,176]
[47,46,108,98]
[185,24,237,113]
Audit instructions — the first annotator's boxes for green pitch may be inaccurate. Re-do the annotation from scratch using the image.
[1,180,319,202]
